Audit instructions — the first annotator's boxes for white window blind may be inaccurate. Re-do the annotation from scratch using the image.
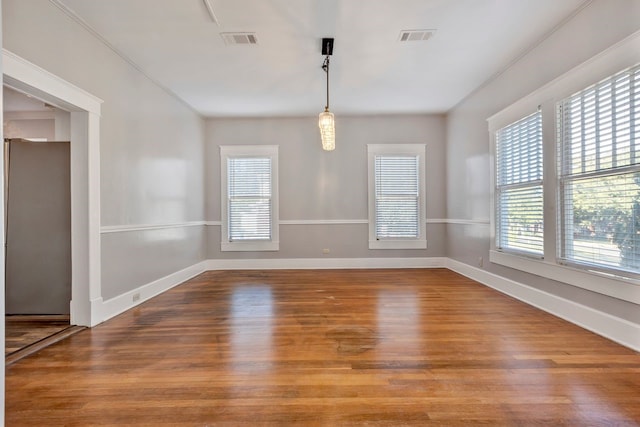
[558,64,640,272]
[374,155,420,239]
[367,144,426,250]
[495,111,544,255]
[227,157,272,241]
[220,145,278,252]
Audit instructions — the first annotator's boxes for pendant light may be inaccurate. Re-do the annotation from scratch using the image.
[319,38,335,151]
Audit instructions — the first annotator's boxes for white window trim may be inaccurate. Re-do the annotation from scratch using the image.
[494,110,544,257]
[487,29,640,304]
[220,145,279,252]
[367,144,427,250]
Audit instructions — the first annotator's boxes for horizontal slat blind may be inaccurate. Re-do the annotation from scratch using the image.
[374,155,419,239]
[495,111,543,255]
[558,64,640,272]
[227,157,272,241]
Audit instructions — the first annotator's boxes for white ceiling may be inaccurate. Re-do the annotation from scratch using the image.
[54,0,587,117]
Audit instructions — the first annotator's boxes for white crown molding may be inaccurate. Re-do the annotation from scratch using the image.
[452,0,594,113]
[47,0,201,117]
[488,28,640,127]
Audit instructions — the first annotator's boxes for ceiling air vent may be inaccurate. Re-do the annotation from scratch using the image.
[398,29,436,42]
[221,32,258,45]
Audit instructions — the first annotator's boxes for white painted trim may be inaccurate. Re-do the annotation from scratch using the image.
[279,219,368,225]
[90,256,639,353]
[368,239,428,250]
[101,221,206,234]
[367,144,428,250]
[205,219,478,226]
[450,0,593,112]
[488,29,640,128]
[4,110,55,120]
[48,0,200,117]
[490,250,640,305]
[99,261,208,323]
[0,10,5,424]
[446,258,640,352]
[204,257,447,271]
[4,49,103,327]
[484,30,640,308]
[220,145,279,252]
[3,49,103,114]
[437,218,490,225]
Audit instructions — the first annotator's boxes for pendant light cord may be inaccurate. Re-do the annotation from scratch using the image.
[322,56,330,110]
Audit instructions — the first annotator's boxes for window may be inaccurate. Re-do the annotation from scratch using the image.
[495,111,543,256]
[220,145,279,251]
[367,144,426,249]
[489,34,640,304]
[558,64,640,273]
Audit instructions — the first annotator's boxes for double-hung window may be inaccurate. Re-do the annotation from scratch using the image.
[220,145,279,251]
[367,144,427,249]
[558,64,640,273]
[495,111,544,256]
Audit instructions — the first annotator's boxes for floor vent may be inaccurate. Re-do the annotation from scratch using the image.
[221,32,258,45]
[399,30,436,42]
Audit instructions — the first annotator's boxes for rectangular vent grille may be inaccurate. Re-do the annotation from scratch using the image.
[221,32,258,45]
[399,30,435,42]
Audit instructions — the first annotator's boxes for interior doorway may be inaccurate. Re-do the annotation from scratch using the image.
[3,87,75,358]
[3,49,103,330]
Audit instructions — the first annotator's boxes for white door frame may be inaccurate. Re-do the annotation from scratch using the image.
[3,49,103,327]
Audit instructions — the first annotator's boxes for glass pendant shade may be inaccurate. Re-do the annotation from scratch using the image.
[318,109,335,151]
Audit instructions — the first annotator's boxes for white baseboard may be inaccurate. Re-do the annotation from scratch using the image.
[205,257,448,270]
[98,261,208,323]
[446,258,640,352]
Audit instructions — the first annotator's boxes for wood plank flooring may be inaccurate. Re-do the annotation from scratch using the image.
[5,315,70,355]
[6,269,640,426]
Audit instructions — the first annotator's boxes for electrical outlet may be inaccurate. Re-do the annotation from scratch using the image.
[132,293,141,302]
[322,248,330,255]
[478,257,483,267]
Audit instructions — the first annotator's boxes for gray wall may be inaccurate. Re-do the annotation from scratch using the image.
[3,0,206,300]
[205,115,446,259]
[446,0,640,324]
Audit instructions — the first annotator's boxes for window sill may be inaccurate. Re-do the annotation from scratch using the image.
[221,241,279,252]
[369,239,427,250]
[490,250,640,305]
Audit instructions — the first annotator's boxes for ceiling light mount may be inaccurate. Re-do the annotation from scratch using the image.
[319,38,335,151]
[322,38,334,56]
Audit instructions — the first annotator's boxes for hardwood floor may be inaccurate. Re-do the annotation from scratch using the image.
[5,315,70,355]
[6,269,640,426]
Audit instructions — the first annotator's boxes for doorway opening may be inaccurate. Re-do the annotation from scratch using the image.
[3,86,79,360]
[2,50,103,354]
